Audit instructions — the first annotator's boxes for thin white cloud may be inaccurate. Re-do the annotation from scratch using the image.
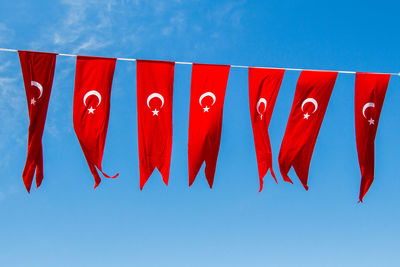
[31,0,118,53]
[209,0,246,27]
[0,61,12,72]
[0,21,27,170]
[72,36,113,54]
[32,0,242,55]
[0,62,27,168]
[160,10,187,37]
[0,23,15,44]
[0,184,21,202]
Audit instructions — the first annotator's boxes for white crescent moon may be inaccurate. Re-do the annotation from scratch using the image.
[362,102,375,119]
[256,98,267,115]
[83,90,102,107]
[199,92,216,107]
[31,81,43,99]
[301,98,318,113]
[147,93,164,109]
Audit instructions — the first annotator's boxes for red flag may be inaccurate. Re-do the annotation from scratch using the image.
[188,63,230,188]
[19,51,57,193]
[73,56,118,189]
[355,73,390,202]
[278,71,338,190]
[249,68,285,192]
[136,60,175,189]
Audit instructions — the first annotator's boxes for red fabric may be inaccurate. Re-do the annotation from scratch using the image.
[278,71,337,190]
[73,56,118,189]
[136,60,175,189]
[355,73,390,202]
[249,68,285,192]
[188,63,230,188]
[19,51,57,193]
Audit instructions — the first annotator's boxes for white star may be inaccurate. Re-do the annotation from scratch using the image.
[203,106,210,112]
[368,118,375,125]
[31,98,36,105]
[152,109,159,116]
[88,106,95,114]
[259,114,263,120]
[303,113,310,119]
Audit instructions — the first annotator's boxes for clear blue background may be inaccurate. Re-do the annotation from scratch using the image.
[0,1,399,266]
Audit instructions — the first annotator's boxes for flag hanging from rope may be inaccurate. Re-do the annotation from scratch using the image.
[188,63,230,188]
[355,72,390,202]
[19,51,57,193]
[249,67,285,192]
[278,71,338,190]
[136,60,175,190]
[73,56,118,189]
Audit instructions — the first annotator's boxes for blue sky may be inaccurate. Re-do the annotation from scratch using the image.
[0,0,399,266]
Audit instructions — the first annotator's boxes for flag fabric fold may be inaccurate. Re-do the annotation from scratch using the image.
[73,56,118,189]
[278,70,338,190]
[19,51,57,193]
[249,68,285,192]
[188,63,230,188]
[355,72,390,202]
[136,60,175,189]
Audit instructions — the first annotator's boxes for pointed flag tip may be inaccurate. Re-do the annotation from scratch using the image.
[93,182,100,190]
[284,179,294,184]
[281,174,293,184]
[269,168,277,184]
[161,173,169,187]
[24,183,31,194]
[99,169,118,179]
[112,173,119,179]
[271,173,278,184]
[206,175,214,189]
[36,182,43,190]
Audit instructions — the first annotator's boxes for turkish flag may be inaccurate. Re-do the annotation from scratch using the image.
[249,67,285,192]
[355,73,390,202]
[278,71,337,190]
[73,56,118,189]
[136,60,175,189]
[188,63,230,188]
[19,51,57,193]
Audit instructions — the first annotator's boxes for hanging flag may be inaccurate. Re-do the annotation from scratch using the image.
[249,67,285,192]
[355,72,390,202]
[19,51,57,193]
[136,60,175,189]
[188,63,230,188]
[278,71,338,190]
[73,56,118,189]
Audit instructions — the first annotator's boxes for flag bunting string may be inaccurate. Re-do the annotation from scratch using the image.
[0,47,399,76]
[2,47,399,201]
